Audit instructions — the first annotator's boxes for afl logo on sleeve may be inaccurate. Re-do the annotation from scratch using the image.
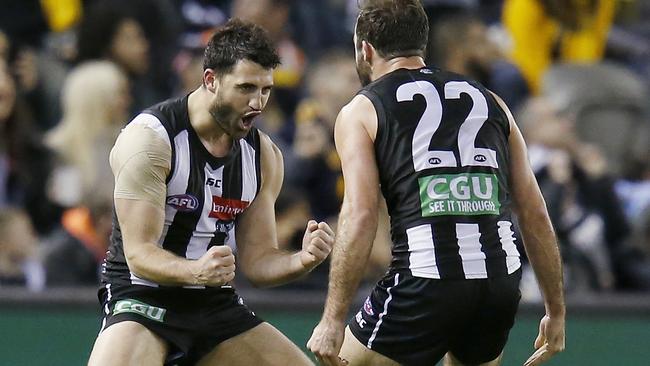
[166,194,199,212]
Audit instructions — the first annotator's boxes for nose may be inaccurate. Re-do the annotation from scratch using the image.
[249,91,263,111]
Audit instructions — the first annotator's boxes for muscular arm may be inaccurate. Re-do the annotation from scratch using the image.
[236,133,333,287]
[493,93,565,316]
[321,95,380,324]
[112,121,232,286]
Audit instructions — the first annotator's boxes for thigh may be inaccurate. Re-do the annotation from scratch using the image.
[445,351,503,366]
[88,321,168,366]
[196,322,313,366]
[340,326,400,366]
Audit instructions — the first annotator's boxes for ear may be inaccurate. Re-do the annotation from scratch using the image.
[362,40,374,65]
[203,69,217,93]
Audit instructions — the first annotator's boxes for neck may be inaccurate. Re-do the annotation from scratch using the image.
[372,56,426,82]
[187,87,233,157]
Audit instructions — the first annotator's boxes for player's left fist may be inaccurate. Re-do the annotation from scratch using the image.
[300,220,335,270]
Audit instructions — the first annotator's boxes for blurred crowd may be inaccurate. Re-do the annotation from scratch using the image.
[0,0,649,298]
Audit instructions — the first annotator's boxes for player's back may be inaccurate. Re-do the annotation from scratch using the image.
[360,67,520,280]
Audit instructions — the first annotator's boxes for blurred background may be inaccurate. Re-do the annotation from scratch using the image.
[0,0,649,365]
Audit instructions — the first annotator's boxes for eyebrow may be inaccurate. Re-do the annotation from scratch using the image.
[236,82,274,90]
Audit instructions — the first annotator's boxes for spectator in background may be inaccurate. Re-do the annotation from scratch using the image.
[0,58,58,235]
[503,0,617,93]
[288,51,358,221]
[0,207,45,291]
[43,197,113,286]
[76,1,154,115]
[45,61,130,209]
[517,97,650,293]
[428,12,529,110]
[232,0,306,125]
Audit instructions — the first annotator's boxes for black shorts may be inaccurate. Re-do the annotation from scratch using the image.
[98,284,263,366]
[349,269,522,365]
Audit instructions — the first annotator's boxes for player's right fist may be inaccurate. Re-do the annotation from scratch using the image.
[191,245,236,287]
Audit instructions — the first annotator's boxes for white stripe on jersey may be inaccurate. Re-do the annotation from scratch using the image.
[497,221,521,274]
[455,223,488,279]
[367,273,400,349]
[407,224,441,279]
[185,164,224,260]
[130,273,159,287]
[240,139,258,203]
[99,283,112,333]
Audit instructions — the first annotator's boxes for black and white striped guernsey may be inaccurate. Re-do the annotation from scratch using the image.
[361,67,521,280]
[102,95,262,287]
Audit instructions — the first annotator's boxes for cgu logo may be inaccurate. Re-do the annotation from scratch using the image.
[426,175,493,200]
[166,194,199,212]
[113,299,166,322]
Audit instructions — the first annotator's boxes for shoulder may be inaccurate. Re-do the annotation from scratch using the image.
[257,130,282,162]
[256,131,284,188]
[111,114,172,170]
[336,94,378,141]
[119,114,171,149]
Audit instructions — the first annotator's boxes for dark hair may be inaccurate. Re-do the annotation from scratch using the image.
[76,1,136,62]
[203,19,281,75]
[356,0,429,59]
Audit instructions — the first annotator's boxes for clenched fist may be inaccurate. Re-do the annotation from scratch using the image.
[191,245,236,287]
[299,220,335,271]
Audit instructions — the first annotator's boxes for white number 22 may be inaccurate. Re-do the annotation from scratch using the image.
[396,80,498,171]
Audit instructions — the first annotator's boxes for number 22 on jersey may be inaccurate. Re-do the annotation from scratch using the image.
[397,80,500,217]
[397,80,498,171]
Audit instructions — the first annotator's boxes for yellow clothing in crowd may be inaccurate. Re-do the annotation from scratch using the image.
[503,0,617,93]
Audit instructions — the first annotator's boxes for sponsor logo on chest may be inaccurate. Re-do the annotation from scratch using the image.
[209,196,250,221]
[418,173,501,216]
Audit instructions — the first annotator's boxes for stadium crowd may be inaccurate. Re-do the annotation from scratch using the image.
[0,0,649,299]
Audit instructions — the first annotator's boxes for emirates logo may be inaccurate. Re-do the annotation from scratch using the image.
[209,196,250,221]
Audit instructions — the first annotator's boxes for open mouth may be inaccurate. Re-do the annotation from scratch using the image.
[241,111,261,128]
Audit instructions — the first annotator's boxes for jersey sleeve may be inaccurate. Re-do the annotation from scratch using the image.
[109,120,171,210]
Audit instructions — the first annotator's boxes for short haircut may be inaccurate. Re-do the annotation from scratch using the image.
[203,19,281,75]
[356,0,429,59]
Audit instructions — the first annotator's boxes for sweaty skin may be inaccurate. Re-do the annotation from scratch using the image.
[110,117,171,210]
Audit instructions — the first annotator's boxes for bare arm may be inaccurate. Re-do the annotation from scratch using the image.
[112,122,234,286]
[495,95,565,316]
[323,95,379,323]
[308,95,380,364]
[236,133,334,288]
[492,92,565,365]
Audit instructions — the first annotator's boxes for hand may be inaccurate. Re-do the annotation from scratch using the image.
[307,321,348,366]
[191,246,236,286]
[299,220,335,271]
[524,314,565,366]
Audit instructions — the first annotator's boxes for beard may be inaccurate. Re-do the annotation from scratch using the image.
[356,59,372,87]
[208,97,245,138]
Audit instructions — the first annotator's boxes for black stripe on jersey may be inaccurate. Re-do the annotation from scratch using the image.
[162,153,206,257]
[431,221,465,279]
[479,219,508,278]
[222,148,243,201]
[208,231,228,249]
